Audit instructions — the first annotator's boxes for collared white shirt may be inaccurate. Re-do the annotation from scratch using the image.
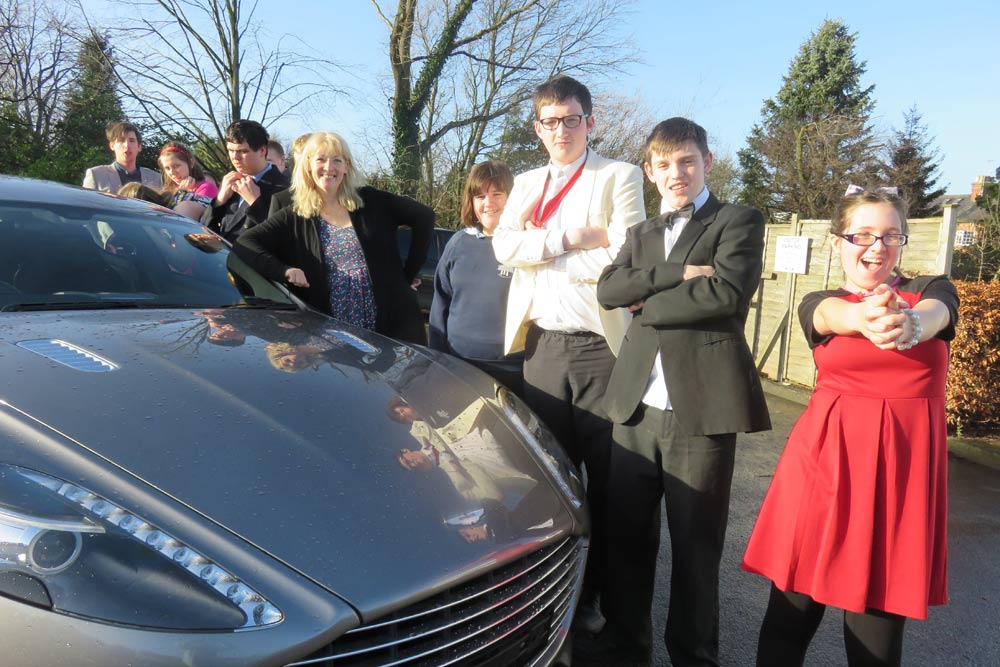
[641,187,711,410]
[527,150,604,335]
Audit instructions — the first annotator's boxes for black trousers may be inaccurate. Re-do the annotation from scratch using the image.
[602,404,736,667]
[522,324,616,599]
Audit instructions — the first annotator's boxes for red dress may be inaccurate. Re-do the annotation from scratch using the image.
[742,275,959,620]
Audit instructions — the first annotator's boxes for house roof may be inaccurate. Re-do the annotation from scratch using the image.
[933,193,990,223]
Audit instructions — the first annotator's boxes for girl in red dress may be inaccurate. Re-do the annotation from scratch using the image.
[742,187,959,666]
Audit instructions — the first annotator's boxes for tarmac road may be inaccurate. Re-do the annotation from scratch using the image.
[645,393,1000,666]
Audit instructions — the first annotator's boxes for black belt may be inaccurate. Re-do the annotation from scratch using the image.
[529,323,602,339]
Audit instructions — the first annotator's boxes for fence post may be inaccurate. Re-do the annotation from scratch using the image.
[776,214,801,382]
[937,204,958,275]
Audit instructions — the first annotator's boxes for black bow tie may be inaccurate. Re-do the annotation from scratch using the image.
[659,203,695,230]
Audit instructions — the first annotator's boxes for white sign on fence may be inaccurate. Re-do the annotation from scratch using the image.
[774,236,810,274]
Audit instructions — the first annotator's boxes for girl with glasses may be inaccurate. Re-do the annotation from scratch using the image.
[742,188,959,666]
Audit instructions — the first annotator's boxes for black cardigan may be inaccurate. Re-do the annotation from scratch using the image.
[234,186,434,344]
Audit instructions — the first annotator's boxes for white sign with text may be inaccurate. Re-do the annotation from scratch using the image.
[774,236,810,274]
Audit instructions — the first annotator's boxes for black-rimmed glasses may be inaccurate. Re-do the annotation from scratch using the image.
[537,114,589,130]
[835,232,909,247]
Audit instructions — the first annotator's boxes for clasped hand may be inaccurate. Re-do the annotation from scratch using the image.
[217,172,261,205]
[857,284,911,350]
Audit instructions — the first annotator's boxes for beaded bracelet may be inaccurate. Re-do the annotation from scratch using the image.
[897,308,923,350]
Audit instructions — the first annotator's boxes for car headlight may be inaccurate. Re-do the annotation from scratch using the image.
[496,387,585,508]
[0,464,282,630]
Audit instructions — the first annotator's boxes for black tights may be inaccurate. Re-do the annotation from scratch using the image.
[756,585,906,667]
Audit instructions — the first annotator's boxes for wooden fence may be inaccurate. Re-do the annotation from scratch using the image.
[746,205,959,389]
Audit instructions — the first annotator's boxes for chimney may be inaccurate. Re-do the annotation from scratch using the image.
[972,175,997,199]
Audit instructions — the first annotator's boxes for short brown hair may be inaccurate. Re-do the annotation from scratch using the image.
[267,139,285,159]
[830,188,909,236]
[643,117,710,163]
[532,74,592,118]
[106,121,142,144]
[225,120,269,151]
[460,161,514,229]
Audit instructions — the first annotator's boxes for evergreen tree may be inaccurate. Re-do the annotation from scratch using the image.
[738,20,880,219]
[33,30,125,184]
[884,106,946,218]
[492,103,547,177]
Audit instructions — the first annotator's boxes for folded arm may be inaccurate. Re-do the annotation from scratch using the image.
[641,209,765,327]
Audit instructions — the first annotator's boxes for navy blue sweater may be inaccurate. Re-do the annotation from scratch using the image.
[429,230,515,361]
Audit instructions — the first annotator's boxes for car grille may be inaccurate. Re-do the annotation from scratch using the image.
[286,536,582,667]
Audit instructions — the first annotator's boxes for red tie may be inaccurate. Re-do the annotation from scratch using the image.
[529,157,588,228]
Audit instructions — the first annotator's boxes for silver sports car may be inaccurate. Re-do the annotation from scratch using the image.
[0,177,586,666]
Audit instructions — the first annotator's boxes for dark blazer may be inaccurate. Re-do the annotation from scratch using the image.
[233,186,434,344]
[202,165,290,244]
[268,187,293,216]
[597,194,771,436]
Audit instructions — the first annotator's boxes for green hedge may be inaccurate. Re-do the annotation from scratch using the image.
[947,281,1000,436]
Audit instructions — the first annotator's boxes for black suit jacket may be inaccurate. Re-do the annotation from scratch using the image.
[597,194,771,436]
[233,186,434,344]
[202,165,290,244]
[268,187,293,217]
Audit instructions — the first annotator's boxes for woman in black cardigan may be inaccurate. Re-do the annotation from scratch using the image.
[234,132,433,344]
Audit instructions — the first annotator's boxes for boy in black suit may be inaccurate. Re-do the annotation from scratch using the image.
[202,120,289,244]
[586,118,771,667]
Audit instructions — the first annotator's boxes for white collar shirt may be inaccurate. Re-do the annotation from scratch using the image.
[527,150,604,335]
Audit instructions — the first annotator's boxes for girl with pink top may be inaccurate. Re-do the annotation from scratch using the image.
[159,141,219,219]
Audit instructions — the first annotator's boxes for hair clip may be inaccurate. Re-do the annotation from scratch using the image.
[843,184,899,197]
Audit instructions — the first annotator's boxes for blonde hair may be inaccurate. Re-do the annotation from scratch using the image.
[118,182,171,207]
[291,132,365,219]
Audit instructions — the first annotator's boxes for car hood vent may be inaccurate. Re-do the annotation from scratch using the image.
[16,339,118,372]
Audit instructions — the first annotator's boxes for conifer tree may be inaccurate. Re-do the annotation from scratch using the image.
[884,106,946,218]
[33,30,125,183]
[738,20,881,218]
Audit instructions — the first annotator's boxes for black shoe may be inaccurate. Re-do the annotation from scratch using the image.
[571,598,606,635]
[572,627,650,667]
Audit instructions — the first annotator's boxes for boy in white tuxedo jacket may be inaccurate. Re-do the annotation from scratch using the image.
[492,74,645,636]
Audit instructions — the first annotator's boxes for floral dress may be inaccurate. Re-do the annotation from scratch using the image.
[318,219,376,330]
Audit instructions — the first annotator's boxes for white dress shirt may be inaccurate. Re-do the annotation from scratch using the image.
[527,150,604,334]
[641,187,711,410]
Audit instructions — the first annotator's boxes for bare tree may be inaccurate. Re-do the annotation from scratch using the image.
[0,0,75,139]
[750,113,881,219]
[705,153,741,205]
[372,0,635,197]
[92,0,347,174]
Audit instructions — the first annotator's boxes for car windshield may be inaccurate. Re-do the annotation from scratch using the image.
[0,200,294,311]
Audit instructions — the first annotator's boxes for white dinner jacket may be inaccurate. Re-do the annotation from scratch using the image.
[82,163,161,194]
[492,151,645,356]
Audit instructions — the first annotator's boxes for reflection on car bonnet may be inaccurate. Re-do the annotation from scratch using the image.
[328,329,380,356]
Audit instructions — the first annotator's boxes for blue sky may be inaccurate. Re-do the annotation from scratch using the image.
[88,1,1000,194]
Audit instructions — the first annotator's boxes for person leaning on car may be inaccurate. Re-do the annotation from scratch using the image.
[234,131,433,345]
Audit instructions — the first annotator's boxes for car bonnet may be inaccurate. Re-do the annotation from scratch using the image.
[0,309,579,618]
